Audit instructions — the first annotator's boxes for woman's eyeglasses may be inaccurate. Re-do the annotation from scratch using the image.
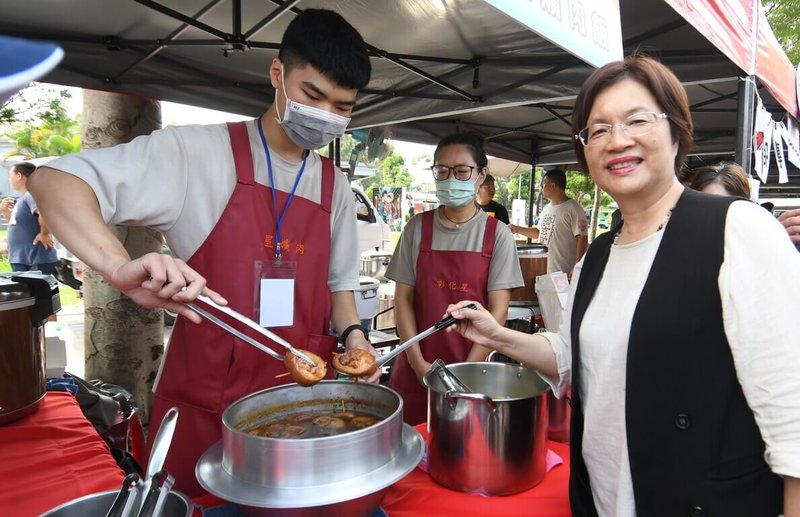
[431,165,478,181]
[576,112,668,147]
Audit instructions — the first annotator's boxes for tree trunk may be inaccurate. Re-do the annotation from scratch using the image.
[589,184,602,242]
[81,90,162,424]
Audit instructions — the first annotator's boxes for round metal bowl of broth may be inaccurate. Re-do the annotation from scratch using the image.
[196,381,423,515]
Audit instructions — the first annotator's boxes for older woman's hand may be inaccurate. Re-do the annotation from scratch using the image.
[778,208,800,244]
[445,300,504,348]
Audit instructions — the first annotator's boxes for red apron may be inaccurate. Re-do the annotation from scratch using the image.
[388,210,497,426]
[147,122,337,496]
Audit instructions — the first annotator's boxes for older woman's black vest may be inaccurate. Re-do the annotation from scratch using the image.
[568,189,782,517]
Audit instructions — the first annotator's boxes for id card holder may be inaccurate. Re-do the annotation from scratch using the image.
[255,259,297,327]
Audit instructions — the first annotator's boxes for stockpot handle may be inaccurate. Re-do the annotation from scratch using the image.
[445,391,496,411]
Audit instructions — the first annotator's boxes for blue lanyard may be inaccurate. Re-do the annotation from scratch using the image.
[257,120,307,260]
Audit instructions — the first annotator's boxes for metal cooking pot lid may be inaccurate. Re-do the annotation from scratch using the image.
[360,249,393,259]
[0,275,34,310]
[196,424,423,509]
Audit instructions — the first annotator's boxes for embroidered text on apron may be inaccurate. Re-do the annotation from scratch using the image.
[388,210,496,425]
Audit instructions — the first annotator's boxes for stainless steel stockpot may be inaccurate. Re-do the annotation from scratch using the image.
[196,381,423,516]
[40,489,192,517]
[424,362,550,496]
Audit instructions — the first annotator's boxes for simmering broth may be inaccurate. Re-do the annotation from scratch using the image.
[242,408,383,439]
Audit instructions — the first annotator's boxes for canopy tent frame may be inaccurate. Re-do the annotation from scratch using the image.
[1,0,797,198]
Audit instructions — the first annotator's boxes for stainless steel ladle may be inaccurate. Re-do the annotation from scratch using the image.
[375,303,478,367]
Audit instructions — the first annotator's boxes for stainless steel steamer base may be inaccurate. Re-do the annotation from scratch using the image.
[196,424,423,510]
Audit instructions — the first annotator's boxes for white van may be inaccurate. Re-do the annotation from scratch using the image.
[352,185,392,253]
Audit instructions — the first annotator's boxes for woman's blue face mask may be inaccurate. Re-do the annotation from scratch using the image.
[435,176,480,207]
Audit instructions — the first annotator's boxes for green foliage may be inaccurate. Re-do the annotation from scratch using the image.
[566,169,614,207]
[356,147,412,193]
[765,0,800,64]
[0,107,16,127]
[2,85,81,158]
[501,168,536,206]
[318,134,357,162]
[565,171,593,205]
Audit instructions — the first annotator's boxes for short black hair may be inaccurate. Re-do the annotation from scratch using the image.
[434,132,488,169]
[543,168,567,190]
[11,162,36,177]
[279,9,371,90]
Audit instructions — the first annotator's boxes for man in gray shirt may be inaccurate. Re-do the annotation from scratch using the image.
[510,169,588,275]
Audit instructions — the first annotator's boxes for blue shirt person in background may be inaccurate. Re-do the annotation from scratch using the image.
[1,162,58,274]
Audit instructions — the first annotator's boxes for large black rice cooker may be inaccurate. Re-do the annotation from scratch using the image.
[0,272,60,425]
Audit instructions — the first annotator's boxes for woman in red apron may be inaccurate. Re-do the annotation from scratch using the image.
[386,133,523,425]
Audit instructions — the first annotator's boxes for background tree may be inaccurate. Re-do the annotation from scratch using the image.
[764,0,800,64]
[2,84,81,158]
[565,170,613,208]
[501,168,535,208]
[356,146,412,197]
[318,133,357,165]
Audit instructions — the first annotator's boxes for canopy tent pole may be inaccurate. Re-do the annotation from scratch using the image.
[527,137,539,244]
[734,77,756,175]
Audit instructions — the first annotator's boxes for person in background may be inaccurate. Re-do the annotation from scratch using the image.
[509,168,588,275]
[476,173,510,224]
[385,132,523,425]
[689,161,751,199]
[29,9,378,496]
[778,208,800,251]
[447,55,800,516]
[1,162,58,275]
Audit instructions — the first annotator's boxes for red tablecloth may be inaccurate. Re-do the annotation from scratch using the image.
[0,393,570,516]
[194,423,571,516]
[380,424,571,516]
[0,391,125,516]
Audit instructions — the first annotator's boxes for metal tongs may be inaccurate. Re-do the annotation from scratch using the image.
[110,407,179,517]
[186,294,316,366]
[430,358,473,393]
[375,303,478,367]
[104,473,140,517]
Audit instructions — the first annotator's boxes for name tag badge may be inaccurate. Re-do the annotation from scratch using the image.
[255,260,297,327]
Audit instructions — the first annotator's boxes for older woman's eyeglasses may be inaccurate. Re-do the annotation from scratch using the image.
[576,112,668,147]
[431,164,478,181]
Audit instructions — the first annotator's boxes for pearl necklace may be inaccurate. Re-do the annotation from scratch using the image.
[441,205,479,228]
[613,208,673,245]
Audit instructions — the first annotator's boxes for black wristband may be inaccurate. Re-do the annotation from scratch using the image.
[340,323,368,344]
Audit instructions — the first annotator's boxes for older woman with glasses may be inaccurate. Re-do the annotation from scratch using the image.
[445,56,800,515]
[384,132,523,425]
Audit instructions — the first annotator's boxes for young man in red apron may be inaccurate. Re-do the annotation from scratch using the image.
[29,9,378,496]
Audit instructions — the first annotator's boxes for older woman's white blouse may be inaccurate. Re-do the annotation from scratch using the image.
[541,200,800,516]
